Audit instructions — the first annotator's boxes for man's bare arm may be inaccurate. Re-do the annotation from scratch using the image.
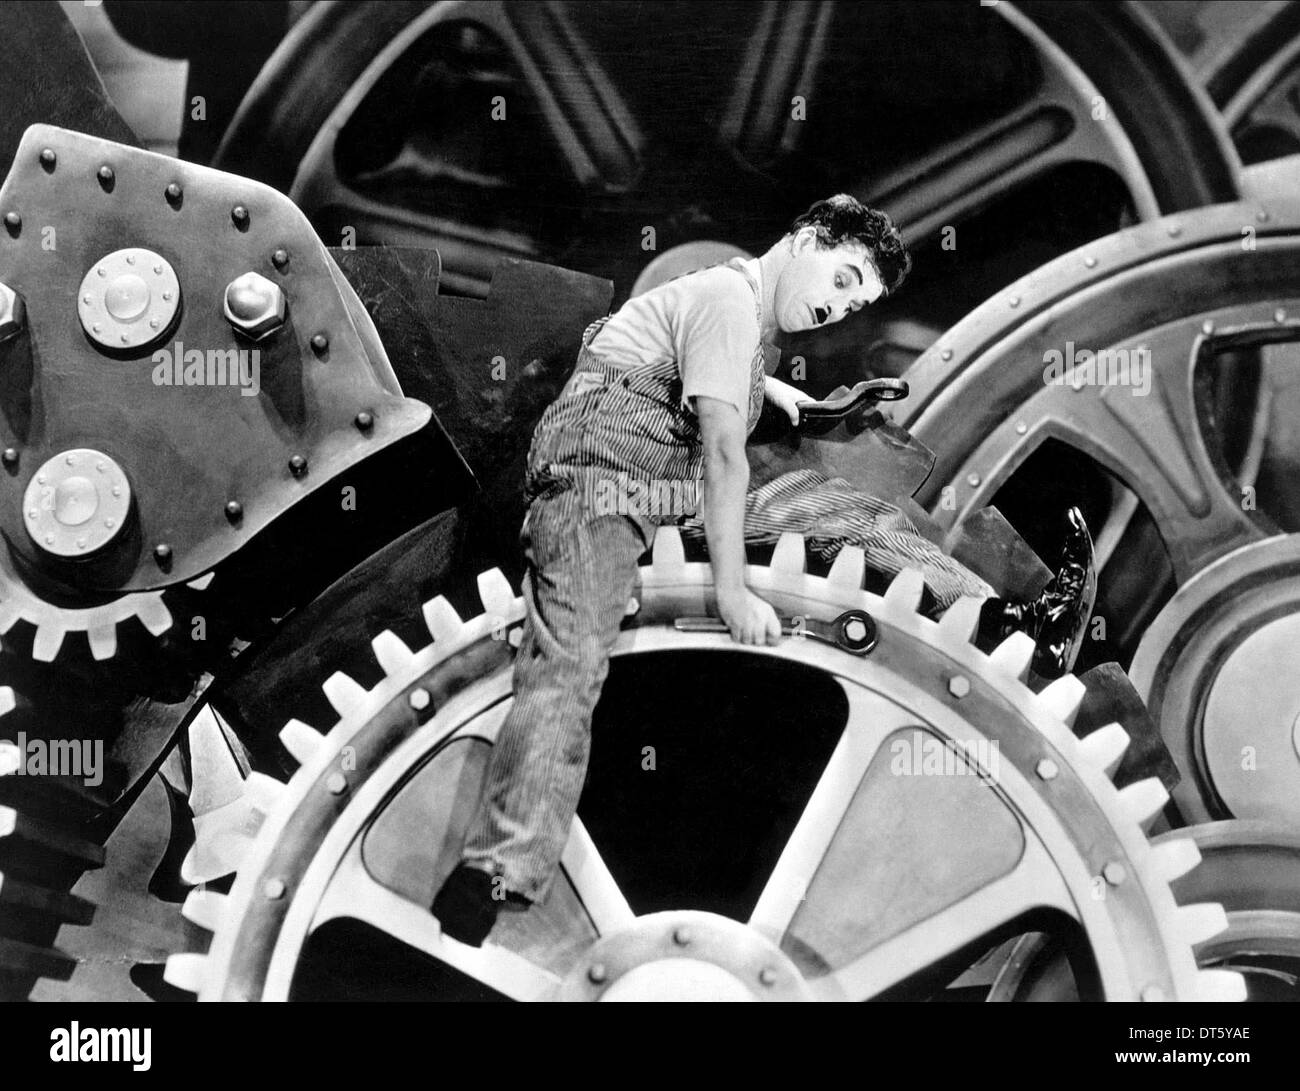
[696,396,781,646]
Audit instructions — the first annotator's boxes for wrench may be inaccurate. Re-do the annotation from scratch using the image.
[674,609,878,656]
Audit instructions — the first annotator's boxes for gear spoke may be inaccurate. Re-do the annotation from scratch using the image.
[748,684,904,940]
[560,817,635,936]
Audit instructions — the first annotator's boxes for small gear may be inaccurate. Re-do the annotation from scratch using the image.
[165,529,1244,1002]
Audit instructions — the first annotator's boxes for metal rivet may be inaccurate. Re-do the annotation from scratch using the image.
[1201,319,1215,336]
[311,333,329,355]
[758,967,778,987]
[225,500,243,522]
[587,963,607,985]
[1036,758,1059,780]
[153,264,162,275]
[165,182,182,206]
[97,165,115,189]
[1008,295,1020,308]
[673,926,691,946]
[125,254,135,265]
[966,473,980,487]
[1,448,17,466]
[231,205,250,228]
[76,538,86,550]
[4,211,21,234]
[154,543,172,565]
[1015,421,1028,435]
[272,248,289,270]
[1084,255,1097,268]
[104,519,114,529]
[1167,224,1181,237]
[409,688,431,711]
[1257,210,1270,223]
[97,267,106,278]
[263,878,286,900]
[149,318,159,329]
[326,772,347,795]
[162,291,172,301]
[39,148,56,171]
[289,454,308,477]
[92,323,102,333]
[1141,985,1166,1002]
[948,675,969,699]
[1102,861,1126,886]
[354,411,373,431]
[940,348,953,361]
[1275,308,1287,324]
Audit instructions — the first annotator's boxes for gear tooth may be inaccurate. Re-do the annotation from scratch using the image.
[422,596,464,642]
[0,685,13,717]
[882,568,926,615]
[1151,836,1201,882]
[827,545,865,589]
[0,741,18,776]
[1038,674,1086,726]
[1080,721,1131,777]
[0,805,15,837]
[243,772,286,815]
[988,631,1035,682]
[371,630,415,676]
[1197,968,1248,1002]
[0,604,18,634]
[1118,777,1169,829]
[936,595,983,646]
[651,526,686,574]
[31,624,66,663]
[182,828,255,885]
[476,568,516,619]
[86,623,118,660]
[181,889,227,933]
[322,671,370,719]
[187,572,216,591]
[136,596,173,636]
[279,718,325,765]
[163,952,208,994]
[1176,902,1230,947]
[770,532,807,575]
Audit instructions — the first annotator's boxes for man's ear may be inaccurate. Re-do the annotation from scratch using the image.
[790,226,818,254]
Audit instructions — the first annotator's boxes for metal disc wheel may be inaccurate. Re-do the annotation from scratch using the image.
[1130,534,1300,825]
[164,528,1241,1002]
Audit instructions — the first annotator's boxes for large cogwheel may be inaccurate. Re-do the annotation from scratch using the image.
[165,529,1244,1002]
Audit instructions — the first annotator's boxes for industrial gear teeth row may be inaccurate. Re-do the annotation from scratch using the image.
[164,528,1244,1002]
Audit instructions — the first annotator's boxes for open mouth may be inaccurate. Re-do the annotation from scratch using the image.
[811,305,829,326]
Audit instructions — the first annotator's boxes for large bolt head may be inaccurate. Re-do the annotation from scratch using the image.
[224,272,286,340]
[0,282,26,342]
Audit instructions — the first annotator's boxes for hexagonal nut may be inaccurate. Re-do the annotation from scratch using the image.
[0,282,26,342]
[223,272,286,340]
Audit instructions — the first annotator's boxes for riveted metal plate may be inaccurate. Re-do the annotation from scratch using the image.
[0,124,432,592]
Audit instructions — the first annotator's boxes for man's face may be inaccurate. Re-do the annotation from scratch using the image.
[772,227,886,334]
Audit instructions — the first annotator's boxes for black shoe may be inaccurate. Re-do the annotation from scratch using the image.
[431,864,500,947]
[978,507,1097,679]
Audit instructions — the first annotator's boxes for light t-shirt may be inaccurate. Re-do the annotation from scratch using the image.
[587,263,760,421]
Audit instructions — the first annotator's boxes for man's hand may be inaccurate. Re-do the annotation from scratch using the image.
[717,585,783,646]
[763,374,806,427]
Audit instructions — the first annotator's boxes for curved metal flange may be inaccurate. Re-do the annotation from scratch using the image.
[899,196,1300,584]
[164,528,1240,1002]
[1130,534,1300,826]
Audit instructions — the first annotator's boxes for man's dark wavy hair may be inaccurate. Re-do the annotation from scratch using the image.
[787,195,911,296]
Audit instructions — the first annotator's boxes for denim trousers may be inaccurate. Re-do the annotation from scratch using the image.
[460,493,650,901]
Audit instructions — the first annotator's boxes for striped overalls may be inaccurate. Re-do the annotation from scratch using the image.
[460,259,992,900]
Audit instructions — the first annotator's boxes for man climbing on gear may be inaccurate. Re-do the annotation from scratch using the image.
[432,195,1097,945]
